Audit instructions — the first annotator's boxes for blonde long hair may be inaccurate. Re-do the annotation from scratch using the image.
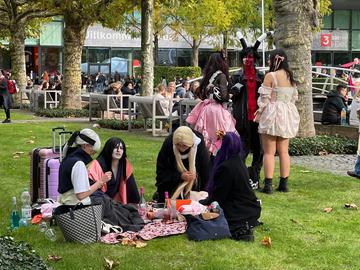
[171,127,197,199]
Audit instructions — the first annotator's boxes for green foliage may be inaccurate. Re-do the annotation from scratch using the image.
[0,236,48,270]
[97,119,144,130]
[289,135,357,156]
[34,108,89,118]
[135,66,201,86]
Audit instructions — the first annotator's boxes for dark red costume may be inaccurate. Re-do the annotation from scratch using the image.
[231,32,272,188]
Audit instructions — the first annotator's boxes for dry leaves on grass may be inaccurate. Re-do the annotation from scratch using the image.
[104,257,118,270]
[344,203,358,210]
[121,238,147,248]
[260,236,272,248]
[323,207,333,213]
[26,140,35,144]
[12,151,25,159]
[47,255,62,262]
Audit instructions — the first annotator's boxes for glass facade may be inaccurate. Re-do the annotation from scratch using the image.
[312,9,360,66]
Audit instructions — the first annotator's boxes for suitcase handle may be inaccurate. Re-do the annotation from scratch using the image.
[52,127,66,153]
[59,131,73,161]
[52,127,65,132]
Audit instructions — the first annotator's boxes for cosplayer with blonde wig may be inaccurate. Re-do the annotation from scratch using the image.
[155,126,210,202]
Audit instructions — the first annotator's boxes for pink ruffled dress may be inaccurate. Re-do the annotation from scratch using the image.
[186,99,237,154]
[257,72,300,138]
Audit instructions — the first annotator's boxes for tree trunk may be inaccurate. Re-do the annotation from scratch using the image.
[154,32,159,65]
[274,0,316,137]
[223,31,228,59]
[62,14,89,109]
[141,0,154,96]
[9,25,26,104]
[192,39,199,67]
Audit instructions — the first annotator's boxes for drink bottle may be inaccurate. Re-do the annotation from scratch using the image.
[20,188,32,223]
[10,197,20,229]
[138,187,147,217]
[341,108,347,126]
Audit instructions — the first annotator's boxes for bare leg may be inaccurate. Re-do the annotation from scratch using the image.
[261,134,277,179]
[276,137,290,177]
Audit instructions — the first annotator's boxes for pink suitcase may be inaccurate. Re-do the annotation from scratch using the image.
[30,128,70,203]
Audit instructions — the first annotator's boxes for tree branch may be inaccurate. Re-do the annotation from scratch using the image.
[17,9,60,23]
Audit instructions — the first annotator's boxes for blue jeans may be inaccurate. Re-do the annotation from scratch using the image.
[355,155,360,175]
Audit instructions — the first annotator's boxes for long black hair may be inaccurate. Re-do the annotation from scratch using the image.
[199,51,229,97]
[269,48,296,86]
[97,137,127,179]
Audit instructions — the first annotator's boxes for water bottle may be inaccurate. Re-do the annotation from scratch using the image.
[341,108,347,126]
[20,188,32,223]
[10,197,20,229]
[210,201,220,214]
[138,187,147,217]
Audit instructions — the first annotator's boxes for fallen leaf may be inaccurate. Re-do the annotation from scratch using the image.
[47,255,62,262]
[260,236,272,248]
[13,151,24,155]
[135,240,147,248]
[104,257,118,270]
[30,136,36,139]
[299,170,311,173]
[92,124,101,129]
[323,207,333,213]
[318,150,328,156]
[344,203,358,210]
[26,140,35,144]
[12,154,21,159]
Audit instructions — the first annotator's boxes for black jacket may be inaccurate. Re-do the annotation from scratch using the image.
[321,91,347,124]
[155,130,210,202]
[231,70,263,135]
[203,154,261,231]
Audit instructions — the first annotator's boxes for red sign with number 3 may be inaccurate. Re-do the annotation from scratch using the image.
[320,33,332,47]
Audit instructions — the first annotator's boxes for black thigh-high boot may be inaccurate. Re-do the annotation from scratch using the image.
[277,177,289,192]
[261,178,273,194]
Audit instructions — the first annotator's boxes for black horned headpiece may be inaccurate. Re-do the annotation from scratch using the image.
[238,31,273,62]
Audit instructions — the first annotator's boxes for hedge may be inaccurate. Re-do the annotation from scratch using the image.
[134,66,201,85]
[97,119,145,130]
[289,135,357,156]
[34,108,90,118]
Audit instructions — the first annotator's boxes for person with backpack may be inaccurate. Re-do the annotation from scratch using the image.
[186,51,237,156]
[0,70,11,123]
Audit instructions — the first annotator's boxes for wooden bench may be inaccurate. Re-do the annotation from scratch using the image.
[128,95,179,136]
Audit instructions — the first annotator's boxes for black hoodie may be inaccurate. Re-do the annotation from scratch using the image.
[321,90,348,125]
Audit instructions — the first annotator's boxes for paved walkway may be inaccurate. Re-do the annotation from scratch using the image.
[291,154,357,176]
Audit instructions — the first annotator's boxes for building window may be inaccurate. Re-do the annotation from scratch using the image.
[334,10,350,29]
[322,15,332,29]
[199,50,212,69]
[41,47,62,75]
[227,51,238,67]
[158,49,176,66]
[352,10,360,30]
[177,49,192,66]
[352,30,360,51]
[334,52,350,66]
[88,48,110,63]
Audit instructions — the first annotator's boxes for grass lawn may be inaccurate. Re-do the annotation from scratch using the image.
[1,118,360,270]
[0,108,39,121]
